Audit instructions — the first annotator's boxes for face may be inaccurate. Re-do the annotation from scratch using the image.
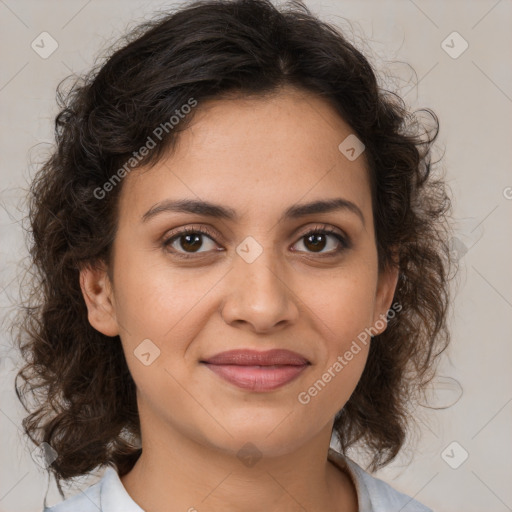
[81,86,398,459]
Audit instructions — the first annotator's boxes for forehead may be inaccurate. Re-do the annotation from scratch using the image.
[118,87,372,228]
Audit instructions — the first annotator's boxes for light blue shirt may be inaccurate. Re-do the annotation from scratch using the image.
[43,448,433,512]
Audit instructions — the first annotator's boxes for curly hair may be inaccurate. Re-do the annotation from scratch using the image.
[14,0,454,495]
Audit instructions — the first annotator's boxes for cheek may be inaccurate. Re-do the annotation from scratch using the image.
[296,264,376,396]
[112,248,219,343]
[295,286,373,415]
[301,262,378,348]
[111,260,216,418]
[294,346,369,435]
[110,253,228,400]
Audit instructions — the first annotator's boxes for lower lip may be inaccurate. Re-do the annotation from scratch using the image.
[202,363,308,391]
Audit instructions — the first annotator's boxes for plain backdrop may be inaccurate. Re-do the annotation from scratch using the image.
[1,1,511,511]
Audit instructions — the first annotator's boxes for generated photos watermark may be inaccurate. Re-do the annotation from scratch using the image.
[297,301,402,405]
[93,97,198,200]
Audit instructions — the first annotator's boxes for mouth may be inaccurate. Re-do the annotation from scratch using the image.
[200,349,311,392]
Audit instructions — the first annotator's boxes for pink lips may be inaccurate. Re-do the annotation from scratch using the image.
[201,349,310,392]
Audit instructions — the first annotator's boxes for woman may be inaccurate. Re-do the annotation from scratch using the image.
[15,0,453,510]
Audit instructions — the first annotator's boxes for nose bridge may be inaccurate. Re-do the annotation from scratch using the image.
[220,234,298,330]
[234,234,284,298]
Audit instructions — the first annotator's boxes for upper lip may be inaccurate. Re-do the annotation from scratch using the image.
[201,349,310,366]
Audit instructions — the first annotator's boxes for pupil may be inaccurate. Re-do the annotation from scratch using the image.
[306,233,325,252]
[181,234,202,252]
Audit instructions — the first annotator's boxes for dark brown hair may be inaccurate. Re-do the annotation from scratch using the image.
[15,0,454,494]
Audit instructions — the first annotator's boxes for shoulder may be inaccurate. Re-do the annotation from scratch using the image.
[328,448,433,512]
[43,466,143,512]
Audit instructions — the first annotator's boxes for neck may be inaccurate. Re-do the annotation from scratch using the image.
[120,414,357,512]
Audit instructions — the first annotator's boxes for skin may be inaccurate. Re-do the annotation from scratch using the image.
[80,85,399,512]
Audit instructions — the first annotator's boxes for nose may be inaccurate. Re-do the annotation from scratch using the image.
[219,244,300,334]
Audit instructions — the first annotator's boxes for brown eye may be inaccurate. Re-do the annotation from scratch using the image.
[163,226,220,257]
[292,227,349,255]
[162,224,350,260]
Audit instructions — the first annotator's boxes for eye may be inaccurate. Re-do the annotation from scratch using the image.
[163,226,221,258]
[162,223,350,259]
[291,224,349,256]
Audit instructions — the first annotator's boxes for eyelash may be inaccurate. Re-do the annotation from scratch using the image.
[162,224,350,260]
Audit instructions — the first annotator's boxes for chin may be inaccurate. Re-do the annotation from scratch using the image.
[200,417,314,460]
[210,434,306,462]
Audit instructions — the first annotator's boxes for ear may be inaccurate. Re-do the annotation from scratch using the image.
[371,260,400,336]
[79,262,119,337]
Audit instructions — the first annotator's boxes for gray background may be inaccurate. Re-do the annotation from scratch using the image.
[1,1,511,511]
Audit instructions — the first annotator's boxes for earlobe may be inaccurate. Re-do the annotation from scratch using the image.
[79,263,119,337]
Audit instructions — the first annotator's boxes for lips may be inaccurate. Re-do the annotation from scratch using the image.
[202,349,309,366]
[201,349,310,392]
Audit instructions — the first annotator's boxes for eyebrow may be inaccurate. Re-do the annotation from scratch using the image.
[141,197,365,226]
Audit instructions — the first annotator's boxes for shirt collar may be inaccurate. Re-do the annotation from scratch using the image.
[99,467,144,512]
[328,447,374,512]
